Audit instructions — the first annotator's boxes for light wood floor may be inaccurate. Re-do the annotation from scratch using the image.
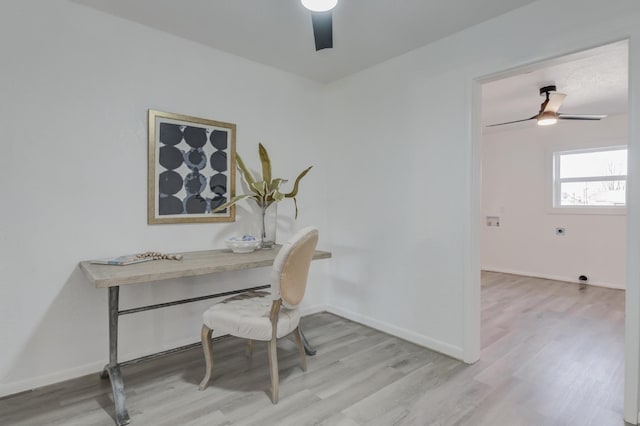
[0,272,628,425]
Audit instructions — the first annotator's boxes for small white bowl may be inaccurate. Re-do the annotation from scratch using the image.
[225,237,260,253]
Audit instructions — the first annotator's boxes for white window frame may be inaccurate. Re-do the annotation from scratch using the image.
[551,145,627,214]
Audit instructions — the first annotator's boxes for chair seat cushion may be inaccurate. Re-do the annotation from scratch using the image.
[202,291,300,341]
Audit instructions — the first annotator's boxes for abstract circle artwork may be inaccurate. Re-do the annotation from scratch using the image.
[149,110,236,224]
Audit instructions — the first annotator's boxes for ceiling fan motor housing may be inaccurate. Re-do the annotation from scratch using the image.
[540,85,557,96]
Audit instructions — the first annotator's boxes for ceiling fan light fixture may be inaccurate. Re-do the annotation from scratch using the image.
[488,86,607,128]
[537,111,557,126]
[301,0,338,12]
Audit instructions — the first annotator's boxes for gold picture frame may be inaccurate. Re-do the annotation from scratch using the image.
[148,110,236,224]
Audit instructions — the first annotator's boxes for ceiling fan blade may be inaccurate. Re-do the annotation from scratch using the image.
[543,93,567,113]
[311,11,333,51]
[486,116,537,127]
[558,114,608,121]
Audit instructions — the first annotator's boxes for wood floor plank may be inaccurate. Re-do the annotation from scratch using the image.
[0,273,630,425]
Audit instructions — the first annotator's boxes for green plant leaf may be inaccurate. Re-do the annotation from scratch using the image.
[258,143,272,183]
[236,153,256,187]
[284,166,312,198]
[250,180,267,196]
[267,178,287,194]
[220,144,310,220]
[211,195,251,213]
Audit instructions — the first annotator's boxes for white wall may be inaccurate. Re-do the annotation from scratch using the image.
[0,0,329,397]
[320,0,640,420]
[4,0,640,422]
[482,114,628,288]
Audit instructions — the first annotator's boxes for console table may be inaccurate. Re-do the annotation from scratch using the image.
[79,246,331,426]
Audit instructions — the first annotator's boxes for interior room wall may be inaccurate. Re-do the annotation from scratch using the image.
[0,0,329,397]
[4,0,640,420]
[481,114,628,288]
[321,0,640,371]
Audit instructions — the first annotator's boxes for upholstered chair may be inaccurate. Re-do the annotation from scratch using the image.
[199,226,319,403]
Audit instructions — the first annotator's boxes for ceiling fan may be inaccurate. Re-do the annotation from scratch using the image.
[487,85,607,127]
[301,0,336,51]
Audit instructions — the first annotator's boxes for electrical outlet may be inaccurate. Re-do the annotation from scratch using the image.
[486,216,500,227]
[555,227,566,236]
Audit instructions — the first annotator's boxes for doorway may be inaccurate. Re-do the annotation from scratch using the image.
[470,40,634,423]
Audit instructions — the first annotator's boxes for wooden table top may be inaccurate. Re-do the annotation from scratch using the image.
[79,246,332,288]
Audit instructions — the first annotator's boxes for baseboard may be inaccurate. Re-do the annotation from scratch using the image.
[300,304,330,317]
[0,360,105,399]
[0,303,460,399]
[325,305,464,361]
[482,267,625,290]
[0,335,212,399]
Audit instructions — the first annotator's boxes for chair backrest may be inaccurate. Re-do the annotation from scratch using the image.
[270,227,319,309]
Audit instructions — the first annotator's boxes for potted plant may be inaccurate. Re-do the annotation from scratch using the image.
[213,143,312,248]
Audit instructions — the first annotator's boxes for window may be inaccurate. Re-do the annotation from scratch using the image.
[553,146,627,208]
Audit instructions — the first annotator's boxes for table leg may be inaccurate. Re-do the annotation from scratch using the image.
[101,286,130,426]
[299,327,316,356]
[103,364,129,426]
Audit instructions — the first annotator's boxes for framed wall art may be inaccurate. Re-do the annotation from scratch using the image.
[148,110,236,224]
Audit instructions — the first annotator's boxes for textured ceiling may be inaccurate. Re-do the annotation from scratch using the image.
[71,0,537,83]
[482,41,628,129]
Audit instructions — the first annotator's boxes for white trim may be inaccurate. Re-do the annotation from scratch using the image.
[0,361,105,399]
[547,207,627,215]
[559,175,626,183]
[0,337,221,400]
[325,306,465,361]
[0,304,466,398]
[481,267,625,290]
[554,145,628,156]
[300,304,330,317]
[464,78,482,364]
[624,35,640,425]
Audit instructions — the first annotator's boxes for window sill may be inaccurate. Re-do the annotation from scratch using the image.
[547,207,627,216]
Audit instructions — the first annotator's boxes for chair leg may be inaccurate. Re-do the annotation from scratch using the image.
[246,339,253,356]
[267,338,279,403]
[199,325,214,390]
[293,326,307,372]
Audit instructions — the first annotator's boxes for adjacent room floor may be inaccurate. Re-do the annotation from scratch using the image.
[0,272,627,425]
